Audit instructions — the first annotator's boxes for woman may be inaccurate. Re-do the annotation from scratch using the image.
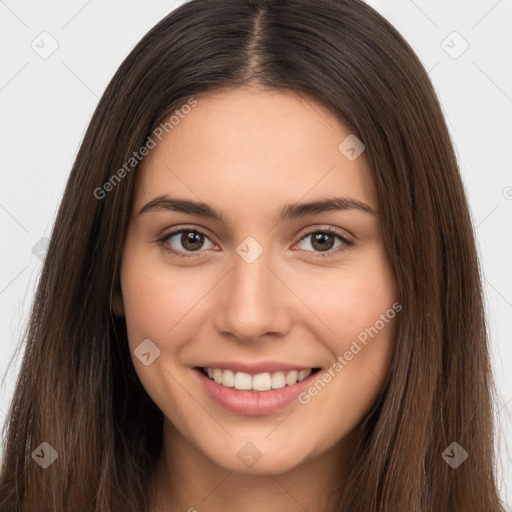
[0,0,506,510]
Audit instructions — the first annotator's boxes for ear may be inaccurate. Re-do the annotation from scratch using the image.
[111,283,125,317]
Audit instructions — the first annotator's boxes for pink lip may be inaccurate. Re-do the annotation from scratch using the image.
[196,360,315,374]
[193,367,320,416]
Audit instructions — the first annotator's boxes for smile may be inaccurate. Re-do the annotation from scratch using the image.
[200,367,318,392]
[193,366,322,416]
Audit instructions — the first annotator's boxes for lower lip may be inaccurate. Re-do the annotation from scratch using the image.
[193,367,320,416]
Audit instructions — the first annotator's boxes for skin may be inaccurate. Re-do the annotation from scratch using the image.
[114,86,399,512]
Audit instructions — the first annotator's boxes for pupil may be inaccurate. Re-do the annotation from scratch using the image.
[312,233,334,251]
[182,231,203,251]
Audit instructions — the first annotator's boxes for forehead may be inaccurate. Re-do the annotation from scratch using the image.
[133,86,378,221]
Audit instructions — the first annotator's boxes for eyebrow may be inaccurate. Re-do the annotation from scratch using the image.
[138,195,378,220]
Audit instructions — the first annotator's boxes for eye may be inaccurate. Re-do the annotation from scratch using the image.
[295,228,353,257]
[158,228,217,258]
[157,226,353,259]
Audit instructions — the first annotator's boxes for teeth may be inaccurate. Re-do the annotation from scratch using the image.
[203,368,313,391]
[285,370,298,386]
[234,371,252,390]
[222,369,235,387]
[252,373,271,391]
[213,369,223,384]
[271,371,286,389]
[297,370,310,381]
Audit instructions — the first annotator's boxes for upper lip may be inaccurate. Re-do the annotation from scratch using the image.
[196,361,319,375]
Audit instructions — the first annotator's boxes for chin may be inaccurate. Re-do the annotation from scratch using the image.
[207,443,309,476]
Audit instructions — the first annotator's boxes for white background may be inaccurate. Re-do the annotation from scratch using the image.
[1,0,511,507]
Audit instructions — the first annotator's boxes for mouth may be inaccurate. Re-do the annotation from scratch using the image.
[193,366,322,416]
[197,366,322,392]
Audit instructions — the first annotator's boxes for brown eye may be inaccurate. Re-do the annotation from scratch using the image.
[310,232,336,251]
[296,229,353,256]
[180,231,205,251]
[161,228,216,256]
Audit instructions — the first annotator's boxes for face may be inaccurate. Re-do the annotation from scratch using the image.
[115,86,399,475]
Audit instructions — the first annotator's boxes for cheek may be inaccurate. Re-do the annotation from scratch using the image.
[121,271,170,346]
[296,254,399,432]
[118,250,213,415]
[120,249,212,347]
[302,254,398,353]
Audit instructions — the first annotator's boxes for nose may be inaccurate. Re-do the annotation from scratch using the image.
[213,246,292,344]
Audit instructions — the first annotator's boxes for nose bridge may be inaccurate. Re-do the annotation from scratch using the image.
[214,238,291,341]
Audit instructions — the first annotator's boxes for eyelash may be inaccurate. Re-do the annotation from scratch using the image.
[157,226,354,259]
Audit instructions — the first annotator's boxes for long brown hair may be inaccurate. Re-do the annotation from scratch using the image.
[0,0,505,510]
